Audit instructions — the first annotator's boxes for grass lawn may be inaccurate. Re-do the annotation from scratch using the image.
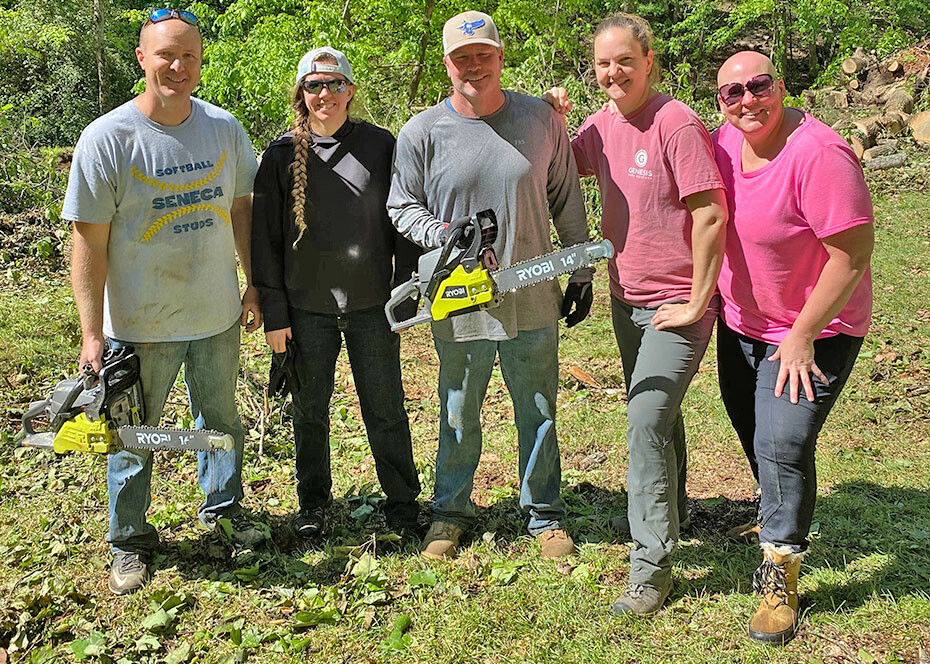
[0,190,928,663]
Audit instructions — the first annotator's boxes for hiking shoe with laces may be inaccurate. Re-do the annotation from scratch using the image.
[611,582,671,615]
[217,513,268,548]
[108,552,151,596]
[294,506,326,541]
[420,521,464,560]
[748,546,802,644]
[538,529,575,558]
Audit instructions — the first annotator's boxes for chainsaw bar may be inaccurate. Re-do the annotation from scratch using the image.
[491,240,613,294]
[117,426,234,453]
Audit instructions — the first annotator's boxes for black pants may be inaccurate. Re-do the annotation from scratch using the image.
[717,321,863,552]
[289,305,420,524]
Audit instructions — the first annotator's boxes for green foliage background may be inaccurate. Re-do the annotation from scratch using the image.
[0,0,927,212]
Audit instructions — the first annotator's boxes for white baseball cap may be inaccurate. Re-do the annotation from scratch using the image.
[296,47,354,85]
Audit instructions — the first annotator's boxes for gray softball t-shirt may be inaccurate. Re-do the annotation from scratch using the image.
[388,92,590,342]
[63,99,258,343]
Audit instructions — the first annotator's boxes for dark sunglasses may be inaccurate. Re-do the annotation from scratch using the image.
[300,79,349,94]
[718,73,775,106]
[149,8,198,26]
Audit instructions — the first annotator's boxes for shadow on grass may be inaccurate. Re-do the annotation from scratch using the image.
[151,480,930,613]
[669,480,930,614]
[156,503,427,590]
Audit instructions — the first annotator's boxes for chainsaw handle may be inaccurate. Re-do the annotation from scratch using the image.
[49,378,88,433]
[21,399,49,436]
[384,277,432,332]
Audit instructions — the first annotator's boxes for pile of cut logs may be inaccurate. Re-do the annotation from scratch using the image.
[835,45,930,170]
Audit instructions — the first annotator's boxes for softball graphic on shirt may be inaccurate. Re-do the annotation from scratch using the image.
[133,152,231,242]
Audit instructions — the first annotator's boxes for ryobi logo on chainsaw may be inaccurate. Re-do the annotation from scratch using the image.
[516,259,555,282]
[443,285,468,299]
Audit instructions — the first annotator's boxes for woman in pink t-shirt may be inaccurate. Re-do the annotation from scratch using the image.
[548,13,728,616]
[711,51,873,645]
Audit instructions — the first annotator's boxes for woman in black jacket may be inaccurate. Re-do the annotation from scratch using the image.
[251,46,421,540]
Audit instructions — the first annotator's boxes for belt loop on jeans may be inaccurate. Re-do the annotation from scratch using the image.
[336,314,348,332]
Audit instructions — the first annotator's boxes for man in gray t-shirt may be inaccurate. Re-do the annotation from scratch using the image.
[388,10,592,560]
[62,11,261,596]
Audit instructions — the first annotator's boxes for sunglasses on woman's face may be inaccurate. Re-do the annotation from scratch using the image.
[149,8,198,26]
[718,73,775,106]
[300,79,349,95]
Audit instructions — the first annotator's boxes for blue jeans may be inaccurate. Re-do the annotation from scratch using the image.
[288,306,420,524]
[433,325,565,535]
[717,321,863,553]
[107,321,246,555]
[611,296,719,588]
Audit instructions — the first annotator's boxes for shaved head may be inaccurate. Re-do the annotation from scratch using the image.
[717,51,777,87]
[139,17,202,52]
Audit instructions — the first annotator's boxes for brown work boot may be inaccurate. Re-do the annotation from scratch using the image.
[538,529,574,558]
[748,544,803,645]
[420,521,464,560]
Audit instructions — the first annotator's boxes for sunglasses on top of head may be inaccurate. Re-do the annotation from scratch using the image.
[300,79,349,95]
[718,73,775,106]
[148,8,199,26]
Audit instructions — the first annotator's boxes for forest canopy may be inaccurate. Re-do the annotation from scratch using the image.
[0,0,927,210]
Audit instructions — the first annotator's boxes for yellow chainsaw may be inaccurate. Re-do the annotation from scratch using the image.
[384,210,613,332]
[17,346,233,455]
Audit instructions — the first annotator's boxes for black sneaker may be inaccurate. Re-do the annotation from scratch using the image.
[108,552,151,596]
[217,513,268,548]
[294,506,326,540]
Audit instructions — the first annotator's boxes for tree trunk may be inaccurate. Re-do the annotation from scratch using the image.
[909,110,930,143]
[93,0,107,113]
[864,153,906,171]
[842,47,869,75]
[862,144,897,160]
[406,0,435,103]
[807,36,818,79]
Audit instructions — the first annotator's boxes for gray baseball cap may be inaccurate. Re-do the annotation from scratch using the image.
[296,47,354,85]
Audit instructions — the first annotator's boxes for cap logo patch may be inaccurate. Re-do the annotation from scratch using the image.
[311,63,339,73]
[459,18,485,35]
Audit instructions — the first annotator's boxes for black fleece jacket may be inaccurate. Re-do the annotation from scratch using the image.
[251,120,421,331]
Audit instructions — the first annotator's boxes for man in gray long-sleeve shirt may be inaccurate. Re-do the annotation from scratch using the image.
[387,10,592,560]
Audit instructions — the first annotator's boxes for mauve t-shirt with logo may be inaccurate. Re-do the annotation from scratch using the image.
[572,93,724,306]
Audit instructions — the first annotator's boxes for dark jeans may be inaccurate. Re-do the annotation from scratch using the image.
[289,305,420,525]
[717,321,863,553]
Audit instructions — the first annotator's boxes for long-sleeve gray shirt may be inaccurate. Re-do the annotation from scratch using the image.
[387,92,590,342]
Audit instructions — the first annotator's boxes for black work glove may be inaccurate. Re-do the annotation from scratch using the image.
[439,214,476,249]
[561,281,593,327]
[269,339,301,399]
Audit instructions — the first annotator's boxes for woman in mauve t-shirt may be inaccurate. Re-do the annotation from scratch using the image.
[550,12,728,616]
[710,51,873,645]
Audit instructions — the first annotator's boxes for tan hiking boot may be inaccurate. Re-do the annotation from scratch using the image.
[420,521,464,560]
[538,529,574,558]
[748,544,803,645]
[727,518,761,541]
[611,582,672,615]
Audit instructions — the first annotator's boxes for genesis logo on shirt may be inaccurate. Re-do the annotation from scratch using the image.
[628,149,653,179]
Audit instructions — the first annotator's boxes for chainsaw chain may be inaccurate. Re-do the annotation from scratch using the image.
[493,242,598,294]
[120,424,229,437]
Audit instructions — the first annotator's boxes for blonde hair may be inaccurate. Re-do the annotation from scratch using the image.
[593,13,661,86]
[289,53,355,248]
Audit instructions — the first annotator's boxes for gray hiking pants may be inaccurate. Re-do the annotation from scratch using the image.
[611,295,719,589]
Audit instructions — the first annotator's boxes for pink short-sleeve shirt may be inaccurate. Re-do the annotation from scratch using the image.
[711,113,873,344]
[572,93,724,306]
